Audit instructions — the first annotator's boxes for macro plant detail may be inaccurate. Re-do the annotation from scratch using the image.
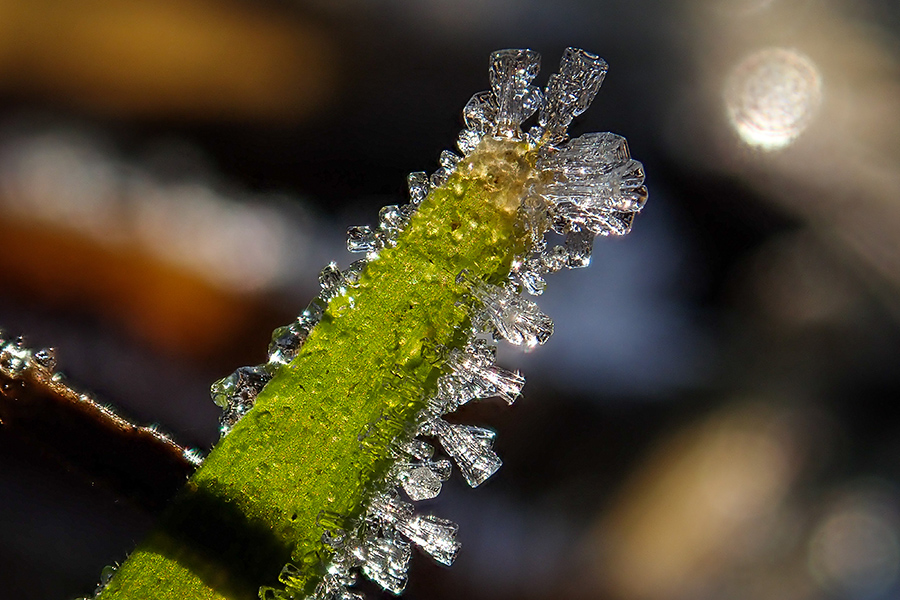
[3,47,647,600]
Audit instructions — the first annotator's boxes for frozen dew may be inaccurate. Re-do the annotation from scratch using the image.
[489,49,542,137]
[439,150,461,171]
[182,447,205,467]
[463,91,498,134]
[406,172,430,205]
[425,418,502,488]
[342,260,366,287]
[312,575,365,600]
[725,47,822,151]
[394,437,435,461]
[457,128,482,155]
[471,281,553,348]
[347,225,378,254]
[539,47,609,144]
[361,535,411,594]
[378,205,405,236]
[436,339,525,412]
[538,132,646,236]
[211,365,271,434]
[0,337,32,378]
[396,514,461,566]
[319,262,345,298]
[32,347,57,371]
[267,320,309,368]
[393,459,453,501]
[430,167,451,188]
[368,492,416,527]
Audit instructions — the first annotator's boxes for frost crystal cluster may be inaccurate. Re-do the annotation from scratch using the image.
[210,47,646,600]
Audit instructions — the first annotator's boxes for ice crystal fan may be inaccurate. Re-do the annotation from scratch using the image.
[93,48,648,600]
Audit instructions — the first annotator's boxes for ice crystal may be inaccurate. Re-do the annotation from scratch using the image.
[537,132,647,236]
[421,418,502,488]
[396,514,460,566]
[360,535,411,594]
[212,365,272,434]
[268,320,310,369]
[536,48,608,145]
[406,172,430,205]
[392,459,452,501]
[470,280,554,348]
[489,49,542,137]
[32,347,57,370]
[434,339,524,413]
[0,336,31,378]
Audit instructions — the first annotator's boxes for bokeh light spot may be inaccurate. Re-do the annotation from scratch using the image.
[809,505,900,597]
[724,47,822,150]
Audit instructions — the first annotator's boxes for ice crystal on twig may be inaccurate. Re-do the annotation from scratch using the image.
[210,46,649,600]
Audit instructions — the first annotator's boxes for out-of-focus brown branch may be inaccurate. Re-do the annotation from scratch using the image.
[0,344,197,511]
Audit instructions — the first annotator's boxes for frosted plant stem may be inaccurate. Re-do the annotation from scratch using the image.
[99,139,537,600]
[97,46,647,600]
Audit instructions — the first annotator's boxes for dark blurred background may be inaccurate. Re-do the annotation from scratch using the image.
[2,0,900,599]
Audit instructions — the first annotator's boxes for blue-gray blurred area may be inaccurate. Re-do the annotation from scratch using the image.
[2,0,900,599]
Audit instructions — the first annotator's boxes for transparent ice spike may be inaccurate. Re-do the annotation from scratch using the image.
[407,172,430,205]
[396,514,461,566]
[489,49,542,138]
[426,418,502,487]
[538,48,609,144]
[361,535,411,594]
[471,281,553,348]
[538,132,647,236]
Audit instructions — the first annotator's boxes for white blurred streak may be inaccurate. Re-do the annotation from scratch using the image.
[808,486,900,598]
[681,0,900,318]
[0,133,122,241]
[0,127,312,294]
[725,48,821,150]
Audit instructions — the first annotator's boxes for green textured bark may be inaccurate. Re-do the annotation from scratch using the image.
[99,138,538,600]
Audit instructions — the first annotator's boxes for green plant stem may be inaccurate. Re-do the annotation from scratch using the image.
[99,138,538,600]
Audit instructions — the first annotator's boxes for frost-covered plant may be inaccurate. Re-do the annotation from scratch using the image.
[7,47,646,600]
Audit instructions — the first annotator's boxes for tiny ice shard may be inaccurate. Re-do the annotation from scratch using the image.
[319,262,345,298]
[395,514,461,566]
[392,436,435,462]
[312,573,364,600]
[367,492,416,527]
[471,281,553,348]
[0,337,32,378]
[212,365,272,435]
[393,459,452,501]
[457,127,482,155]
[439,150,461,171]
[32,347,57,371]
[268,320,310,368]
[361,535,411,594]
[537,47,609,144]
[489,49,542,137]
[564,229,594,268]
[537,132,647,236]
[210,365,271,409]
[407,172,430,205]
[378,205,405,236]
[424,418,502,487]
[436,340,524,412]
[463,91,498,135]
[347,225,379,254]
